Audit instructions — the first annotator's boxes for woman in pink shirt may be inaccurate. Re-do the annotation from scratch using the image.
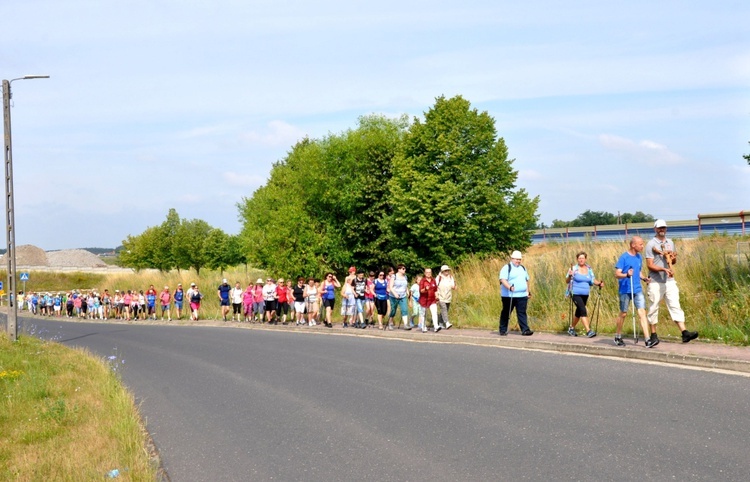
[252,279,265,323]
[243,283,254,322]
[122,290,133,321]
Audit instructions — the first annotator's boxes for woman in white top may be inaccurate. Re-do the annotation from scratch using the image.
[387,264,409,330]
[304,278,319,326]
[436,265,456,330]
[231,282,244,322]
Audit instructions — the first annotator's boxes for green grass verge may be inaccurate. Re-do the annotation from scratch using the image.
[0,334,158,480]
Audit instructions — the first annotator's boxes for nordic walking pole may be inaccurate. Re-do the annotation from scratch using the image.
[568,294,574,333]
[508,284,515,331]
[630,272,637,342]
[567,265,574,332]
[593,284,602,334]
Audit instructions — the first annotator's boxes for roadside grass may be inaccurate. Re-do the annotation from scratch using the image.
[0,334,157,480]
[453,235,750,345]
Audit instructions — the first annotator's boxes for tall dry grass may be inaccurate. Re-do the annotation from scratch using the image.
[452,236,750,344]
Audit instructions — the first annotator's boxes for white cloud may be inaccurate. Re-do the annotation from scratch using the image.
[240,121,306,147]
[179,123,238,140]
[177,194,204,204]
[598,134,684,165]
[518,169,542,181]
[222,172,265,188]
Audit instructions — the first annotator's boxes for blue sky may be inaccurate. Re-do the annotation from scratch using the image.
[3,0,749,249]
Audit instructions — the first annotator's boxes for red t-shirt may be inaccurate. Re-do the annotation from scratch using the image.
[418,277,437,307]
[276,286,288,303]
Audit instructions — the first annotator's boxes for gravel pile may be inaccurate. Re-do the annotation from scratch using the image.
[0,244,108,268]
[47,249,108,268]
[11,244,49,266]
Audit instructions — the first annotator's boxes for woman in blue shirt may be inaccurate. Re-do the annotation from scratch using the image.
[565,251,604,338]
[373,270,389,330]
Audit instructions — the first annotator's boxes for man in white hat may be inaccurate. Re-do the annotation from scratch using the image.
[186,283,197,307]
[498,251,534,336]
[644,219,698,345]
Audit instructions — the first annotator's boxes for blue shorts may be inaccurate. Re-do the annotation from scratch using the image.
[220,299,230,306]
[175,301,183,309]
[619,292,645,312]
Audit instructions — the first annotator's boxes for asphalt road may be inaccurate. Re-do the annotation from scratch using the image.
[16,316,750,481]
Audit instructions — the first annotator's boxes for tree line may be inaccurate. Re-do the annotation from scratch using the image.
[118,208,243,274]
[543,210,655,229]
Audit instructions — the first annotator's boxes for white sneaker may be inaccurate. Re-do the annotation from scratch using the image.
[445,322,452,330]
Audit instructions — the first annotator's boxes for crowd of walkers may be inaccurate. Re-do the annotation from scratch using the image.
[19,265,458,333]
[21,284,192,321]
[213,265,458,333]
[19,219,699,349]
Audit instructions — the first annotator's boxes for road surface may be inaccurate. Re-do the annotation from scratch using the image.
[19,317,750,481]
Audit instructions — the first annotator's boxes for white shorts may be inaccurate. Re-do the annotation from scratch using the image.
[340,297,356,316]
[647,280,685,324]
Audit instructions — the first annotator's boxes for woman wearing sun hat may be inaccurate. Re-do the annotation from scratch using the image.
[252,278,265,323]
[436,265,457,330]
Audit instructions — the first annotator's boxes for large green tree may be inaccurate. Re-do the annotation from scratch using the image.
[238,97,539,275]
[119,226,162,271]
[385,95,539,267]
[172,219,212,274]
[203,228,231,274]
[238,115,407,275]
[239,141,331,276]
[119,209,181,272]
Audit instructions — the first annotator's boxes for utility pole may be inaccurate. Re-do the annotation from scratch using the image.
[3,75,49,341]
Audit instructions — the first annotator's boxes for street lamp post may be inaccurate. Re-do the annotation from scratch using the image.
[3,75,49,341]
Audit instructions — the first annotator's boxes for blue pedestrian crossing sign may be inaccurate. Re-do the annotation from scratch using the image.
[20,272,29,281]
